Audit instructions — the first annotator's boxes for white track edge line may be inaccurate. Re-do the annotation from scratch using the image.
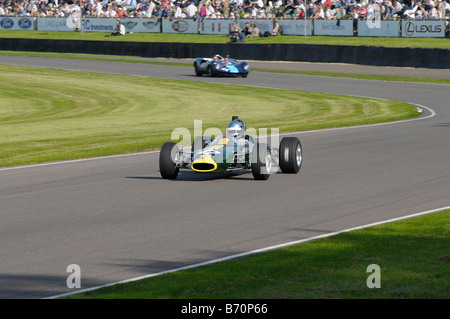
[47,205,449,299]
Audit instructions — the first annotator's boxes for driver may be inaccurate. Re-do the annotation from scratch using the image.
[226,117,246,140]
[225,117,249,162]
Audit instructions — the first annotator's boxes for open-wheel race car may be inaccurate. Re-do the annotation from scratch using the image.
[159,117,302,180]
[194,55,249,77]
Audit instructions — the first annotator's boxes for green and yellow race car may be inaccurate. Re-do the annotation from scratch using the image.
[159,117,303,181]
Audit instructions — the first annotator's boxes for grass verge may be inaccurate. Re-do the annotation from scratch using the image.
[0,64,419,168]
[65,209,450,298]
[1,31,450,49]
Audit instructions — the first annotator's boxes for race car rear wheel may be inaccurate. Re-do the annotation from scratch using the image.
[159,142,180,179]
[251,143,272,180]
[279,137,303,174]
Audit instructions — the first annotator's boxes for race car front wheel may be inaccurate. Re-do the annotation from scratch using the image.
[251,143,272,180]
[207,65,216,77]
[279,137,303,174]
[159,142,180,179]
[194,63,202,76]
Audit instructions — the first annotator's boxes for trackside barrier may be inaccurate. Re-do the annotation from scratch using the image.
[37,16,81,31]
[121,18,162,33]
[1,16,447,38]
[0,17,34,30]
[313,19,354,36]
[277,19,313,36]
[83,18,162,33]
[161,18,198,34]
[357,20,399,37]
[401,20,446,37]
[198,19,234,34]
[1,38,449,68]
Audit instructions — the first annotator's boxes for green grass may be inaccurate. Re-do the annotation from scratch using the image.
[1,30,450,49]
[0,64,419,168]
[65,209,450,299]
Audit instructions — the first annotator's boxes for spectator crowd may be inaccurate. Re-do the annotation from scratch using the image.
[0,0,449,21]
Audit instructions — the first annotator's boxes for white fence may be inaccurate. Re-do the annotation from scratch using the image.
[313,20,354,36]
[357,20,400,37]
[37,17,80,31]
[401,20,446,38]
[0,16,447,38]
[0,17,34,30]
[278,19,312,36]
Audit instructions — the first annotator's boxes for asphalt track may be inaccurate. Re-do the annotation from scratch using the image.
[0,56,449,298]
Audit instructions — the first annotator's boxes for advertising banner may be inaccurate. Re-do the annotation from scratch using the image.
[358,20,399,37]
[278,19,312,36]
[81,18,116,33]
[37,17,80,31]
[237,19,272,34]
[0,17,34,31]
[401,20,445,38]
[198,19,234,34]
[120,18,161,33]
[161,18,198,34]
[313,19,353,36]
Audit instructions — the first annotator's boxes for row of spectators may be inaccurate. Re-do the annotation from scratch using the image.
[0,0,449,21]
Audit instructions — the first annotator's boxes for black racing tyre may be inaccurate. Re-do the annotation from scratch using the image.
[251,143,272,180]
[279,137,303,174]
[207,65,215,77]
[194,63,202,76]
[159,142,180,179]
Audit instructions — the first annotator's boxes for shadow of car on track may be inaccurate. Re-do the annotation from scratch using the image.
[126,171,283,182]
[433,123,450,127]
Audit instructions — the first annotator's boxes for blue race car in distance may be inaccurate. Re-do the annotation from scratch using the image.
[194,55,249,77]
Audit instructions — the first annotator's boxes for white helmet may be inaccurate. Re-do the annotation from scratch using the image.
[226,118,246,139]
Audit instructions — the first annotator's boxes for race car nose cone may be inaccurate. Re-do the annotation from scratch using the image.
[191,155,218,172]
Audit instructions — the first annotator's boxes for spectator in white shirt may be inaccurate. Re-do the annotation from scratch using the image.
[186,2,198,17]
